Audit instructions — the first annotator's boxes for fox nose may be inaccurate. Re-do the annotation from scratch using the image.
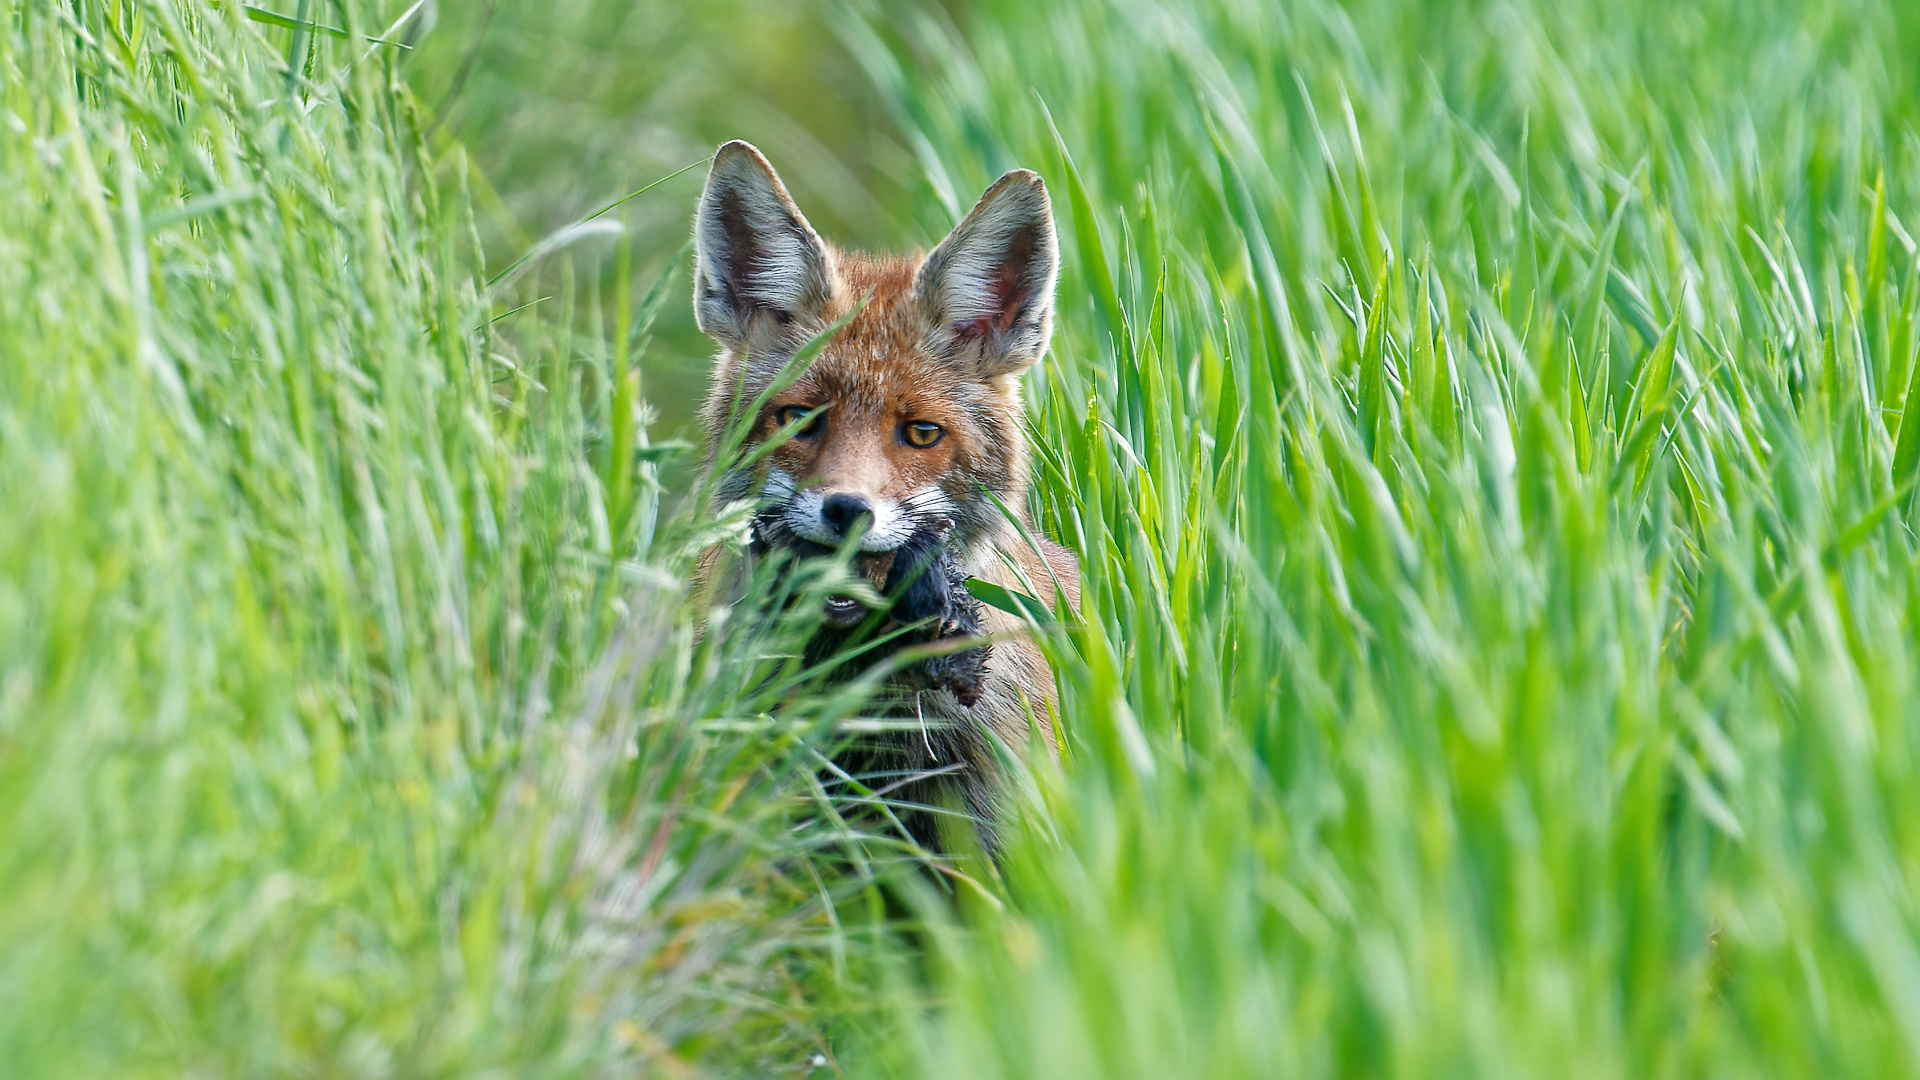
[819,493,873,538]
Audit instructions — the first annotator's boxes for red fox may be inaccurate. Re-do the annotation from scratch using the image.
[691,140,1078,851]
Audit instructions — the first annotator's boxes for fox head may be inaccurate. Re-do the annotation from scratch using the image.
[693,140,1058,566]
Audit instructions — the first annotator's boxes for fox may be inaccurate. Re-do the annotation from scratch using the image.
[690,140,1079,852]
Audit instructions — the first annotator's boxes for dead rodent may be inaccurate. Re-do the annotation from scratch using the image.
[753,513,992,706]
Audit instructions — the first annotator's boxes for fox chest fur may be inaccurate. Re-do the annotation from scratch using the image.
[690,141,1078,851]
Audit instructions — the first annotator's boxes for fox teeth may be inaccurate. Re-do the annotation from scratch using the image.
[821,595,865,628]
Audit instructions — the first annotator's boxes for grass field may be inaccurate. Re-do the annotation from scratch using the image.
[8,0,1920,1077]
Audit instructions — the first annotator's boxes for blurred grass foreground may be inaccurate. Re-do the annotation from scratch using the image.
[8,0,1920,1077]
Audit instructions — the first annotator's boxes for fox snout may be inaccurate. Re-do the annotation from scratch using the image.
[768,473,943,552]
[754,395,967,553]
[820,493,874,536]
[782,484,890,548]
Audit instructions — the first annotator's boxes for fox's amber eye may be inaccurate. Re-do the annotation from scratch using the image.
[902,421,944,448]
[776,405,824,437]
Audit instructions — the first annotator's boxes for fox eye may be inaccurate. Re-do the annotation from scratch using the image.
[902,421,944,448]
[776,405,824,437]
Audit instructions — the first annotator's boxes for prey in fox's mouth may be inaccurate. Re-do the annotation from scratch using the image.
[746,490,945,608]
[753,509,993,707]
[748,477,956,629]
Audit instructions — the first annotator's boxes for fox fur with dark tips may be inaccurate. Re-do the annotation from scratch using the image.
[691,140,1079,853]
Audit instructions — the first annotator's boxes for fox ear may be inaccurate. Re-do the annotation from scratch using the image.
[693,141,836,353]
[917,170,1059,377]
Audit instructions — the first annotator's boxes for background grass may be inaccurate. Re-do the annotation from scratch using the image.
[9,0,1920,1077]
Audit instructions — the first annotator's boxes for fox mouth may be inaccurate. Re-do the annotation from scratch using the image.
[750,512,958,630]
[822,595,866,627]
[821,548,901,627]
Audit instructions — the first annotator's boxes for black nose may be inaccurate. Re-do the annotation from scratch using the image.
[820,493,873,537]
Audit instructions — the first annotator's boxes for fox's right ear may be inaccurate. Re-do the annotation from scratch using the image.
[693,141,835,354]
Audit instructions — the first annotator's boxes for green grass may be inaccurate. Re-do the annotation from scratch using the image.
[0,4,872,1075]
[9,0,1920,1077]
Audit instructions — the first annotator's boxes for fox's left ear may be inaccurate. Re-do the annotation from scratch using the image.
[917,170,1059,378]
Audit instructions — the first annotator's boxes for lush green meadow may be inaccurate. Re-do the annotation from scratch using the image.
[8,0,1920,1076]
